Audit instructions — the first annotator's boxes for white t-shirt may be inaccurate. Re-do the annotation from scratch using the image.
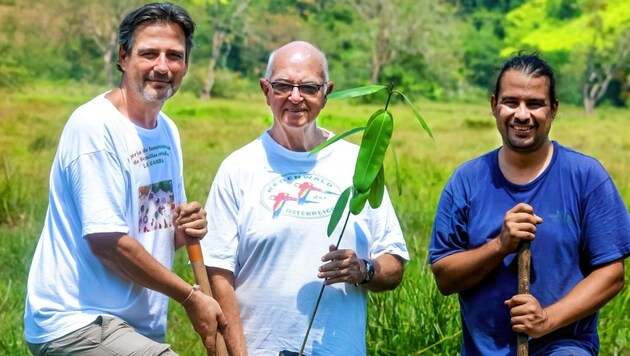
[202,131,409,355]
[24,92,186,343]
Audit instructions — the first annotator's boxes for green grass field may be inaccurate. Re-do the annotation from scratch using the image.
[1,84,628,355]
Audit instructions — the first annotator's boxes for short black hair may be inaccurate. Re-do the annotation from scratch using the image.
[494,53,557,103]
[116,2,196,72]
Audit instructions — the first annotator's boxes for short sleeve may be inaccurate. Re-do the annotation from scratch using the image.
[581,177,630,266]
[201,164,240,272]
[429,176,470,264]
[68,150,129,237]
[367,190,410,263]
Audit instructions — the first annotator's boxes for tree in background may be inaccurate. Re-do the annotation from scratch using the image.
[448,0,527,13]
[503,0,630,114]
[580,1,630,114]
[2,0,629,109]
[229,0,313,77]
[460,9,506,91]
[67,0,144,87]
[197,0,251,99]
[0,0,144,86]
[0,2,28,88]
[341,0,465,99]
[188,0,326,98]
[0,1,71,83]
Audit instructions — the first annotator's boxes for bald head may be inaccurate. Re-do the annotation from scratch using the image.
[264,41,329,82]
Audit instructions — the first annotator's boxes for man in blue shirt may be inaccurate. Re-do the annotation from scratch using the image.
[429,53,630,355]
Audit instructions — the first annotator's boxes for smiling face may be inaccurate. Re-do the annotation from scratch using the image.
[260,43,333,132]
[119,21,188,104]
[491,69,558,153]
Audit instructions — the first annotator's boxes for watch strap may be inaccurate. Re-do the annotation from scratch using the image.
[359,259,374,285]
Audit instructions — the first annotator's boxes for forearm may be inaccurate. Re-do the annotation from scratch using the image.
[431,237,509,295]
[541,260,625,335]
[87,233,192,302]
[208,267,248,356]
[363,254,405,292]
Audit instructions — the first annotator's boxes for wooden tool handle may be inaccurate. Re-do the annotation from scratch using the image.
[186,239,229,356]
[517,240,531,356]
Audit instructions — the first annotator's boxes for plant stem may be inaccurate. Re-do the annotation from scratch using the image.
[384,83,394,110]
[298,209,352,356]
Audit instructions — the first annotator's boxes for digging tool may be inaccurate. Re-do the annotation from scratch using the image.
[186,237,229,356]
[517,240,531,356]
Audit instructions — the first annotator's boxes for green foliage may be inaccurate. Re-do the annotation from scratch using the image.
[1,0,629,107]
[449,0,527,13]
[0,41,30,88]
[353,110,393,193]
[327,187,352,237]
[367,260,461,355]
[462,10,505,89]
[309,126,366,156]
[180,67,258,98]
[464,117,495,129]
[0,64,29,89]
[367,166,385,209]
[316,85,432,233]
[0,157,29,227]
[327,85,388,99]
[298,84,432,353]
[504,0,630,54]
[501,0,630,111]
[349,188,370,216]
[546,0,581,19]
[28,135,58,153]
[398,92,433,139]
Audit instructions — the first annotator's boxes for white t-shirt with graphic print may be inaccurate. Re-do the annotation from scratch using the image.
[24,92,186,344]
[202,131,409,356]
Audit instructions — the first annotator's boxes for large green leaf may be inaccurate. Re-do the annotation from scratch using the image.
[368,165,385,209]
[353,110,393,193]
[397,91,433,139]
[309,126,366,156]
[327,85,387,100]
[349,188,370,215]
[327,186,352,237]
[367,108,386,126]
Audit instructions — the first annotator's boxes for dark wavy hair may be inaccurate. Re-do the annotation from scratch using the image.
[116,2,196,72]
[494,53,557,103]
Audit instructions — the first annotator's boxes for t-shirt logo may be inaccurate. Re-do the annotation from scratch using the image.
[138,180,176,232]
[261,173,340,219]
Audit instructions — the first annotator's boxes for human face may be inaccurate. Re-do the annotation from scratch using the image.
[491,69,558,153]
[119,22,188,104]
[260,48,332,131]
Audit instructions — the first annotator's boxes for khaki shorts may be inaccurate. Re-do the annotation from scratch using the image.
[27,315,178,355]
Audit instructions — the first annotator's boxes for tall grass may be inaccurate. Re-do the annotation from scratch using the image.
[0,85,628,355]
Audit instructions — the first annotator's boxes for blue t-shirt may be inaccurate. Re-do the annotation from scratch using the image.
[429,141,630,355]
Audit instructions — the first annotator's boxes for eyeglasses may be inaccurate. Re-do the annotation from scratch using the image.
[266,80,325,96]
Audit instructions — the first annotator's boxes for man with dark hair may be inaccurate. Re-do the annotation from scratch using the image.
[429,53,630,355]
[24,3,227,355]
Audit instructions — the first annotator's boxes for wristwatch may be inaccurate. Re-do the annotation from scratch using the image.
[360,259,375,285]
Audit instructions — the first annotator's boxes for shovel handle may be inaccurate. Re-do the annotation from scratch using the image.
[517,240,531,356]
[186,238,229,356]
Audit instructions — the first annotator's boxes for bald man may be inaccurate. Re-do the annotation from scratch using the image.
[200,41,409,355]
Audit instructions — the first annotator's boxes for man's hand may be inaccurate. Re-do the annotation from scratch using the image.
[318,244,365,285]
[499,203,542,254]
[174,201,208,239]
[182,289,228,355]
[505,294,550,338]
